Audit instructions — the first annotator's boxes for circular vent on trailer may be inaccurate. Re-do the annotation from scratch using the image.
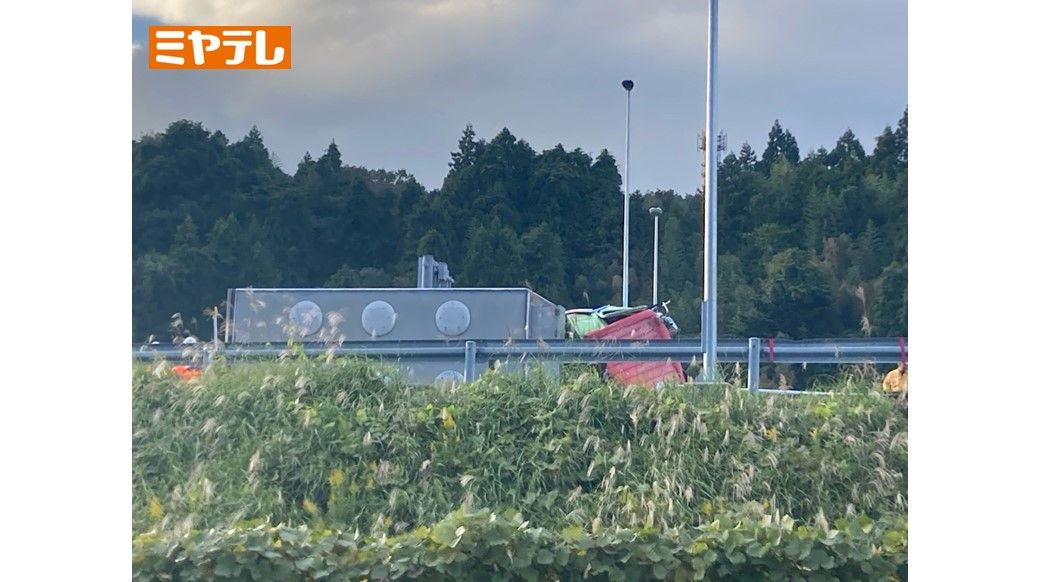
[434,369,465,387]
[435,300,471,336]
[288,300,323,337]
[361,300,397,337]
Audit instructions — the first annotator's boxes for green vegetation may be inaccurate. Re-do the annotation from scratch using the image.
[133,113,908,346]
[133,358,907,578]
[133,508,907,581]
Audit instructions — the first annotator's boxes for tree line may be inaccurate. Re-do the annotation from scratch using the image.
[133,112,907,343]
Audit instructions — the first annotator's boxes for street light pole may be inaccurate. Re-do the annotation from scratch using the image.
[702,0,719,381]
[649,207,662,304]
[622,79,634,307]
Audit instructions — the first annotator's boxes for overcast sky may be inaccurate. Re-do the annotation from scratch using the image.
[132,0,907,194]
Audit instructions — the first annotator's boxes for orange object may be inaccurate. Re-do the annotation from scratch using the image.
[882,362,907,393]
[149,26,292,69]
[172,364,203,380]
[584,310,686,387]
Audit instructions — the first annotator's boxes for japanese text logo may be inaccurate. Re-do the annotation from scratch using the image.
[149,26,291,69]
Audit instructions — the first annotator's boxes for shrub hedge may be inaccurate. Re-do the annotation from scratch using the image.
[133,507,907,581]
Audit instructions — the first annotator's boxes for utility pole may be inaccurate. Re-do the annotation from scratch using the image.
[649,207,662,304]
[622,79,634,306]
[702,0,719,381]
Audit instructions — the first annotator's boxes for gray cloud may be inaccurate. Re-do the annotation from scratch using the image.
[132,0,907,192]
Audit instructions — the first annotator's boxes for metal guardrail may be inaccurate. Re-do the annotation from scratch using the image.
[133,336,907,394]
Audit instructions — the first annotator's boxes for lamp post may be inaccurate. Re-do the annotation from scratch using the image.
[621,79,634,307]
[649,207,662,304]
[701,0,719,381]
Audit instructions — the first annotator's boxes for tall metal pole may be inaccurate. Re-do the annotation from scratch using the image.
[621,80,634,307]
[650,207,662,304]
[702,0,719,381]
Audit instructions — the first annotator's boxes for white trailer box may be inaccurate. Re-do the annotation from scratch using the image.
[226,287,566,384]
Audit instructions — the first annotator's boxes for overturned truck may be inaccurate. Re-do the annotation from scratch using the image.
[225,256,684,387]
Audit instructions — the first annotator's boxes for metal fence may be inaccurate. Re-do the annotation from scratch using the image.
[133,336,907,394]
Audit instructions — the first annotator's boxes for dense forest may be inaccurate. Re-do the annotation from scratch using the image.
[132,112,907,343]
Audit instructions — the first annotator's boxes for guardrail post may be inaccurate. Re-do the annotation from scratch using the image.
[747,337,761,394]
[464,341,477,383]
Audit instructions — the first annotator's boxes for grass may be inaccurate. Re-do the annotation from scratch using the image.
[133,356,907,538]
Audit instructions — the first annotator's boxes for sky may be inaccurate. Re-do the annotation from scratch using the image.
[132,0,907,194]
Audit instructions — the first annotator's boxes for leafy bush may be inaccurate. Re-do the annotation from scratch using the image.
[133,507,907,581]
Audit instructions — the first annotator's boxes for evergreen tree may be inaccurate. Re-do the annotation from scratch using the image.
[316,141,343,186]
[827,129,866,167]
[231,125,270,169]
[133,252,184,340]
[295,152,316,180]
[761,120,800,167]
[802,186,841,251]
[658,215,696,301]
[857,219,883,280]
[868,260,908,336]
[449,123,481,170]
[760,249,833,337]
[170,215,201,262]
[871,126,900,175]
[717,254,762,336]
[750,157,801,228]
[895,108,908,165]
[460,217,523,287]
[737,143,757,168]
[521,223,569,303]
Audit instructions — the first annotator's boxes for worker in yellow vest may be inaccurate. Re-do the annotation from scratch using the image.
[882,362,907,394]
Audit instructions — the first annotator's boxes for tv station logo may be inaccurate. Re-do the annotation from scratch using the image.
[149,26,291,69]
